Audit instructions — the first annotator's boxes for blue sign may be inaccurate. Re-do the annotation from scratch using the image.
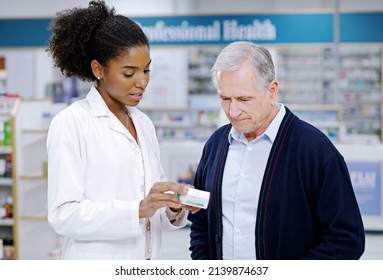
[134,14,333,45]
[0,19,51,47]
[347,162,381,216]
[1,12,383,47]
[341,12,383,43]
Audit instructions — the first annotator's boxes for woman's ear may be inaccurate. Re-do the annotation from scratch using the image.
[91,60,103,80]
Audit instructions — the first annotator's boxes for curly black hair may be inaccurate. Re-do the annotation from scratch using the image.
[47,0,149,82]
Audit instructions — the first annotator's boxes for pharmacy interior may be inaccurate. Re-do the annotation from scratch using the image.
[1,1,383,259]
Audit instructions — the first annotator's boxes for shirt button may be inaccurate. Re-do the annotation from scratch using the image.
[235,228,240,235]
[240,172,246,177]
[146,224,151,231]
[247,146,252,151]
[147,248,151,254]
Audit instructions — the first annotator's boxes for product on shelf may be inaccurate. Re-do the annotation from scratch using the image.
[0,56,6,95]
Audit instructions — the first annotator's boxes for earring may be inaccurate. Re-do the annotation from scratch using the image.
[97,76,101,80]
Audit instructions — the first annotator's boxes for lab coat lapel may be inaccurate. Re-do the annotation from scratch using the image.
[108,113,131,138]
[86,86,135,140]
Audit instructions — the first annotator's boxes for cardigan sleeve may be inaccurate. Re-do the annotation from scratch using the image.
[188,209,211,259]
[304,151,365,259]
[188,125,231,260]
[188,148,211,260]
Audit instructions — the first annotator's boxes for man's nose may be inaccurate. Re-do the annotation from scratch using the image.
[229,101,241,118]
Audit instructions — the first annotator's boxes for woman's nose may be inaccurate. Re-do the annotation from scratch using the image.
[135,73,149,89]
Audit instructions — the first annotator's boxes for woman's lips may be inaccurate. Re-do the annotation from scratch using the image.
[130,93,143,101]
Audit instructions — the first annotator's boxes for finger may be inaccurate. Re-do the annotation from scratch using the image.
[181,204,201,213]
[163,201,182,209]
[148,196,182,209]
[150,192,183,205]
[152,182,189,195]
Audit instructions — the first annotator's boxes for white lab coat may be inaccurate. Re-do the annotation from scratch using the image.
[47,86,187,259]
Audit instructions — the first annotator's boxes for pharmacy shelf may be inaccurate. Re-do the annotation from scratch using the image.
[0,218,13,226]
[277,45,382,141]
[12,99,67,259]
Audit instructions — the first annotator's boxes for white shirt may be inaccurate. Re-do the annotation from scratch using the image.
[222,104,285,259]
[47,86,187,259]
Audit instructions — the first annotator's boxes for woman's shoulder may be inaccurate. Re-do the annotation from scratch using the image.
[55,98,90,118]
[49,98,93,133]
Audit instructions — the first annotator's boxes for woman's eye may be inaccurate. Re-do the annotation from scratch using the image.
[124,73,134,78]
[144,69,151,74]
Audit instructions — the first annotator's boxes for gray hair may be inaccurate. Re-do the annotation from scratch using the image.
[211,41,275,93]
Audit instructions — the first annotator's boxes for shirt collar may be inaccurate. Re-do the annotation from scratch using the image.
[228,103,286,144]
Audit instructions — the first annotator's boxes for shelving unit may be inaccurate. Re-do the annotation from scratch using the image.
[143,107,219,141]
[276,45,383,143]
[339,46,382,141]
[188,47,220,96]
[0,94,18,260]
[0,56,6,95]
[289,104,342,141]
[140,47,221,142]
[276,46,336,105]
[140,45,382,144]
[11,99,67,259]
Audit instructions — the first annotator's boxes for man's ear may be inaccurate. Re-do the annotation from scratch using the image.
[268,80,278,105]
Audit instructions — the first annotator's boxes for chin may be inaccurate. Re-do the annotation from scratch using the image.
[126,100,140,107]
[232,124,248,133]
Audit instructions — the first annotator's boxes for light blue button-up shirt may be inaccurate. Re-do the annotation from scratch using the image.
[221,103,286,259]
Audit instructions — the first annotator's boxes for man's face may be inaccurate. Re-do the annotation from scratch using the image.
[217,61,278,141]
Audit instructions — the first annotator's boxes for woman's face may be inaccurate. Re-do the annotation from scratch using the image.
[97,45,151,108]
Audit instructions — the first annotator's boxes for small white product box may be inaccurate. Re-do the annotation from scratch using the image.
[177,188,210,209]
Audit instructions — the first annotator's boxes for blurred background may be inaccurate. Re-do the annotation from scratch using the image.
[0,0,383,260]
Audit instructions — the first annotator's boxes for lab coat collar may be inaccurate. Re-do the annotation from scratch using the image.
[85,86,141,120]
[86,86,110,117]
[86,86,143,142]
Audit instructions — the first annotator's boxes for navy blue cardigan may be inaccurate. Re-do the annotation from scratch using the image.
[188,107,365,260]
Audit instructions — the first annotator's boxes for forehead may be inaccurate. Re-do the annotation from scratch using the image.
[217,67,259,96]
[111,45,151,66]
[218,61,256,83]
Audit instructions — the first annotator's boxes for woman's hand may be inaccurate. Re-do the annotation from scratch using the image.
[139,182,188,218]
[178,185,201,214]
[180,204,201,214]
